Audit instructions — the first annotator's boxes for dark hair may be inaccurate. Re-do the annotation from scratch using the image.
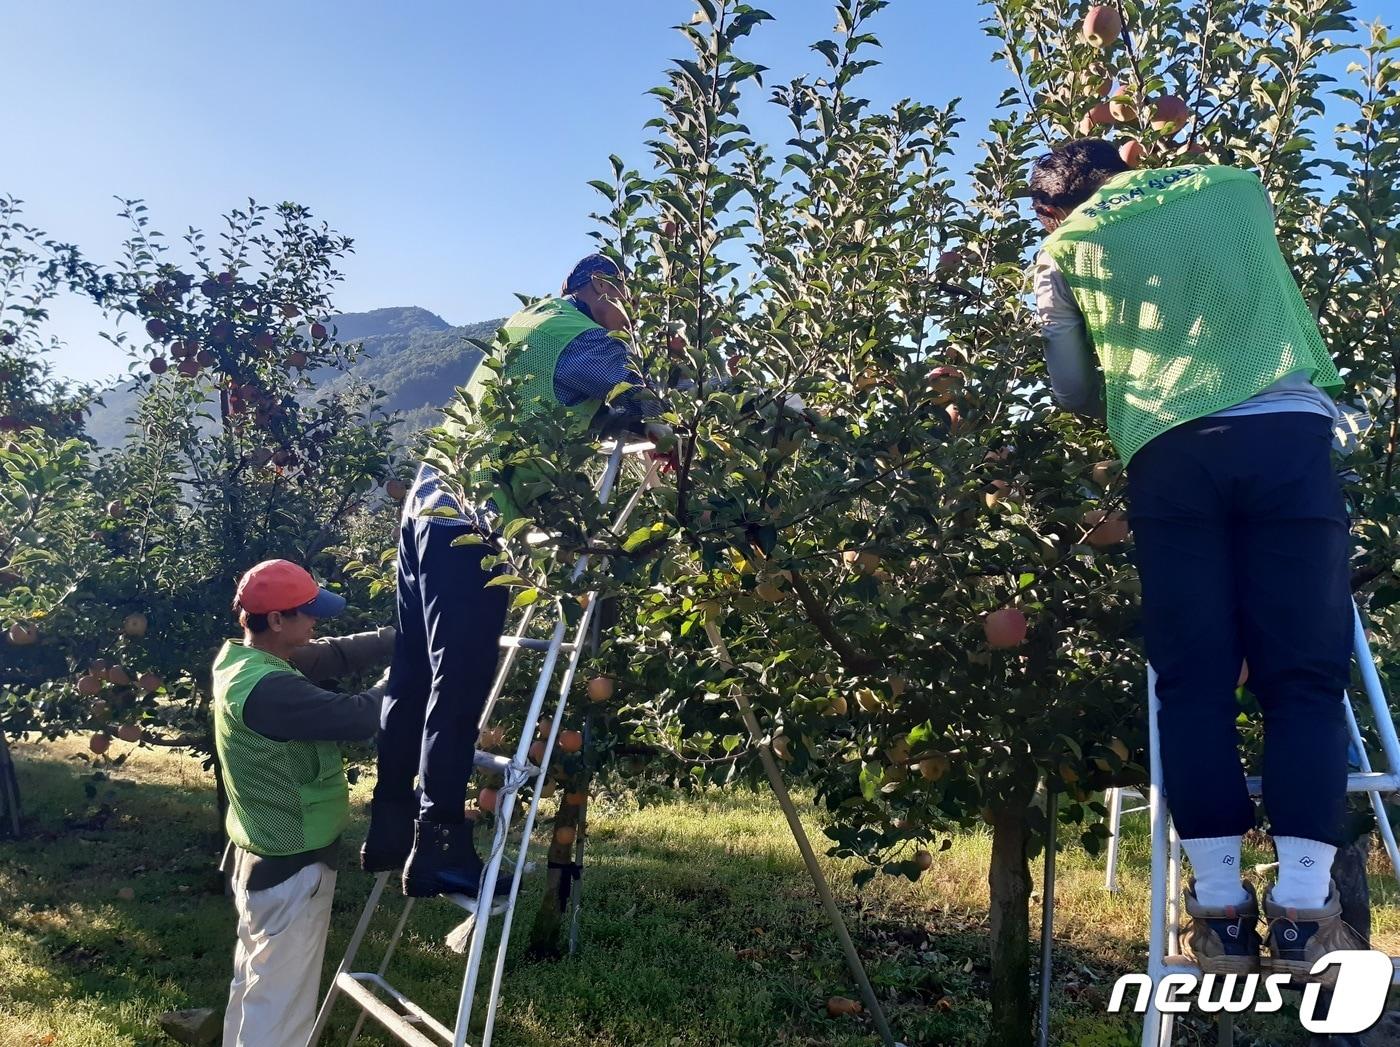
[233,598,300,634]
[1029,139,1131,217]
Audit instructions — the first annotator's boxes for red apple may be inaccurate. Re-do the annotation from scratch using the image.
[1082,5,1122,47]
[1119,139,1145,168]
[1150,95,1191,136]
[309,322,328,342]
[559,730,583,754]
[528,740,546,764]
[286,350,308,369]
[280,303,299,319]
[121,612,148,637]
[177,359,201,378]
[138,672,162,694]
[89,733,111,755]
[149,357,168,375]
[106,500,125,519]
[477,787,499,813]
[145,318,167,340]
[77,673,103,697]
[385,479,407,500]
[106,665,131,687]
[1079,101,1114,135]
[195,349,215,367]
[1082,508,1130,548]
[587,677,614,702]
[1109,94,1138,124]
[984,607,1028,648]
[116,724,142,743]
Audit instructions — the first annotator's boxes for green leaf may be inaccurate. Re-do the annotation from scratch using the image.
[484,574,529,588]
[511,588,541,609]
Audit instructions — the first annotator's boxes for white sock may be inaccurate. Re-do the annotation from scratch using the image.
[1182,835,1249,907]
[1271,836,1336,910]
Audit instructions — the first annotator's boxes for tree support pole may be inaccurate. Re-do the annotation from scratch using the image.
[1037,781,1057,1047]
[704,622,898,1047]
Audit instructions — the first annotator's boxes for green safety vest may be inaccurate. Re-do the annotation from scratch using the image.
[1043,164,1340,463]
[445,297,609,525]
[211,641,348,857]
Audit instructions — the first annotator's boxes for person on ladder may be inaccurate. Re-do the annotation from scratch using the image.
[1028,139,1363,982]
[213,559,394,1046]
[361,252,670,899]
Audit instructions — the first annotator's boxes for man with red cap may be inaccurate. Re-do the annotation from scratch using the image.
[213,558,394,1047]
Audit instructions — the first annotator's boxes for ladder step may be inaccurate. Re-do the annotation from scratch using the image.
[334,971,457,1047]
[443,861,539,915]
[1244,771,1400,797]
[472,750,541,777]
[499,636,576,653]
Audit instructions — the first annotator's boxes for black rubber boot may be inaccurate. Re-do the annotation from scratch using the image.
[360,798,416,873]
[402,818,506,899]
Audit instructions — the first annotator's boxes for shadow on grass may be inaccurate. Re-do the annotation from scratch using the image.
[0,743,1367,1047]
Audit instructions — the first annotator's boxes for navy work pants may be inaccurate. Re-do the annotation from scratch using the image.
[1128,412,1352,846]
[373,515,508,824]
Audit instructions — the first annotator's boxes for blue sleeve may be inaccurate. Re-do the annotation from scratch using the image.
[553,328,663,419]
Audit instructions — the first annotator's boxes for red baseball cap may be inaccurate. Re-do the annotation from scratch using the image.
[234,559,346,617]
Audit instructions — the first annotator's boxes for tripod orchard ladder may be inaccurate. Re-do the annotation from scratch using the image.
[1138,600,1400,1047]
[309,435,661,1047]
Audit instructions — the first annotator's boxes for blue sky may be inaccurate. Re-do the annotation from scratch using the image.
[7,1,1006,385]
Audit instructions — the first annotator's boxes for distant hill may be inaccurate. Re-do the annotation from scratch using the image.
[86,306,503,447]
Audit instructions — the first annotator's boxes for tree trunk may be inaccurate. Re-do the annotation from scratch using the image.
[987,802,1034,1047]
[0,731,22,839]
[525,776,587,961]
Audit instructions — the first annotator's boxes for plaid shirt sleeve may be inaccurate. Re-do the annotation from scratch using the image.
[553,327,663,419]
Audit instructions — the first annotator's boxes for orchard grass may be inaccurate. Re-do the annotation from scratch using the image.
[2,740,1398,1047]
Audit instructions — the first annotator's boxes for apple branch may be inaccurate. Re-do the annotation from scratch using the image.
[788,568,880,675]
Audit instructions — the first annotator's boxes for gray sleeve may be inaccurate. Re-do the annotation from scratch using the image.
[1033,251,1106,419]
[287,627,395,684]
[242,671,387,743]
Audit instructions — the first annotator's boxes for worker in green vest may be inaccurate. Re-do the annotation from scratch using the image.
[1029,139,1361,984]
[213,558,394,1046]
[361,254,671,899]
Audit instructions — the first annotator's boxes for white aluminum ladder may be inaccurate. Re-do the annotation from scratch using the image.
[1139,600,1400,1046]
[308,437,661,1047]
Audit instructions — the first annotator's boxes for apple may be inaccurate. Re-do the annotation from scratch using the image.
[528,740,546,764]
[90,698,112,723]
[984,479,1011,509]
[106,500,125,520]
[662,219,678,238]
[149,357,168,375]
[138,672,162,694]
[1090,459,1118,486]
[918,754,951,781]
[122,612,148,638]
[280,303,299,319]
[0,570,19,590]
[1119,139,1145,168]
[479,726,505,750]
[283,350,308,370]
[177,359,201,379]
[106,665,131,687]
[885,735,911,765]
[7,622,38,646]
[116,724,142,743]
[1109,93,1138,124]
[823,694,848,717]
[984,607,1028,649]
[1078,101,1114,136]
[826,996,863,1018]
[195,349,215,367]
[927,364,964,402]
[559,729,583,754]
[217,270,235,287]
[936,248,965,270]
[209,322,233,345]
[856,687,882,713]
[309,322,328,342]
[477,787,498,813]
[1082,508,1130,548]
[385,479,407,501]
[1082,5,1122,47]
[145,318,168,340]
[77,674,103,697]
[1150,95,1190,136]
[944,404,965,435]
[914,849,934,871]
[1183,141,1208,156]
[90,733,111,755]
[842,550,881,575]
[554,825,577,847]
[116,886,135,900]
[754,581,786,603]
[771,735,792,761]
[587,676,614,702]
[853,368,880,392]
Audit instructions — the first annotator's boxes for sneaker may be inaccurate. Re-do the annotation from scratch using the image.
[402,818,509,899]
[361,797,417,873]
[1184,879,1262,974]
[1263,882,1368,987]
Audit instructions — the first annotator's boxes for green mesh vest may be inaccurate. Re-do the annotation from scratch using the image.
[451,298,608,524]
[1043,164,1340,462]
[212,641,348,856]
